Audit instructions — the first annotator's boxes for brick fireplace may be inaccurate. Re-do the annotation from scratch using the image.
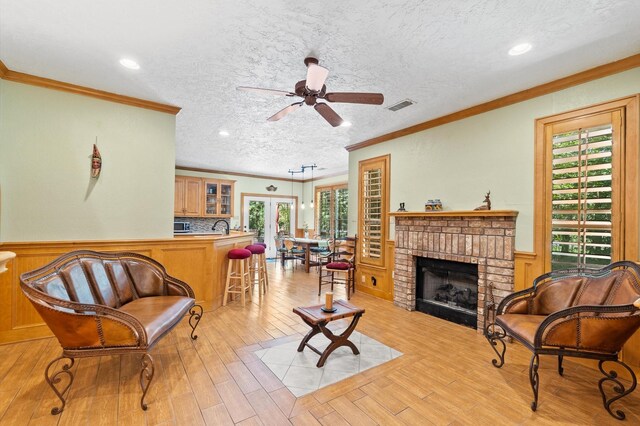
[391,210,518,332]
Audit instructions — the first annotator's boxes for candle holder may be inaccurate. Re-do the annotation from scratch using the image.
[321,305,337,313]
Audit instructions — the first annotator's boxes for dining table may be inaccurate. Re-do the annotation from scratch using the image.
[285,237,322,273]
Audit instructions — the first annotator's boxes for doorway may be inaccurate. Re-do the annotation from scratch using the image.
[242,195,296,258]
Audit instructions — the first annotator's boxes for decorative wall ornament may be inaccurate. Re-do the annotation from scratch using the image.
[474,191,491,211]
[91,144,102,178]
[266,185,277,192]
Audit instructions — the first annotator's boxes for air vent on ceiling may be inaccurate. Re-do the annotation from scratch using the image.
[387,99,415,112]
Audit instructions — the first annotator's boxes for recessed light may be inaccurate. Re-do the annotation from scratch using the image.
[508,43,532,56]
[119,58,140,70]
[340,121,352,127]
[219,130,229,136]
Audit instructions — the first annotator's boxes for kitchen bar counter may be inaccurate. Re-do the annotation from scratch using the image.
[174,231,254,240]
[173,231,255,309]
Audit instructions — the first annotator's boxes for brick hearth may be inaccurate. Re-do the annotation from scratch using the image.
[391,210,518,332]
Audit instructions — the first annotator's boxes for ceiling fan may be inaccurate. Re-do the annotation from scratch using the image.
[237,57,384,127]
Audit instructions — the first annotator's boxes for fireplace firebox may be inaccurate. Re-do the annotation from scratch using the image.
[415,257,478,329]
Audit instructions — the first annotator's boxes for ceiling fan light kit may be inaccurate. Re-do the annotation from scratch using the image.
[238,57,384,127]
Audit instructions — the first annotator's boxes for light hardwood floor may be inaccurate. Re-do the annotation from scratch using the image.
[1,263,639,425]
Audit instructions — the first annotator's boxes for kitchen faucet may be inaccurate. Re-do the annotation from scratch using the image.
[212,219,230,235]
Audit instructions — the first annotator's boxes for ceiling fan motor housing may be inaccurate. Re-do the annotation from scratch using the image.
[303,56,319,67]
[295,80,326,104]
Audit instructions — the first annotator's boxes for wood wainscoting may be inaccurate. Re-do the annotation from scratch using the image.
[513,250,541,292]
[356,240,394,301]
[0,234,253,344]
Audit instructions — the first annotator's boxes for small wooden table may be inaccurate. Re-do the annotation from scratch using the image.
[293,300,365,367]
[283,238,321,273]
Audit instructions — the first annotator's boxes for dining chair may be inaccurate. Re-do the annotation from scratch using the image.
[318,237,357,298]
[310,239,331,272]
[283,239,304,269]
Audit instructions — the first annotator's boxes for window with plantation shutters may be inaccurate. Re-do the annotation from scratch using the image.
[550,123,615,269]
[315,184,348,239]
[358,155,389,267]
[335,187,348,238]
[536,102,638,273]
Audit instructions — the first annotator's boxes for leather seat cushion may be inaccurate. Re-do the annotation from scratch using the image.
[119,296,194,345]
[496,314,547,346]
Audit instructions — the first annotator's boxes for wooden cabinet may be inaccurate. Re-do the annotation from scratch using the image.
[203,179,234,217]
[174,176,203,217]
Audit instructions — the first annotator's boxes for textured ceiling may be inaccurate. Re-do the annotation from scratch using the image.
[2,0,640,178]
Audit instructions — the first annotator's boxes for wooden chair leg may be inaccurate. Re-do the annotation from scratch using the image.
[262,253,269,291]
[245,258,252,303]
[223,259,233,306]
[240,260,246,307]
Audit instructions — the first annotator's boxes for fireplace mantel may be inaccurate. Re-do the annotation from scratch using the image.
[389,210,518,218]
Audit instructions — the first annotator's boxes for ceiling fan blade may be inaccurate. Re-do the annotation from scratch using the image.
[306,63,329,92]
[314,103,343,127]
[267,102,303,122]
[237,86,296,97]
[324,92,384,105]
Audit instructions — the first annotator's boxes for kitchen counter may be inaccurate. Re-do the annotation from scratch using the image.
[173,231,254,240]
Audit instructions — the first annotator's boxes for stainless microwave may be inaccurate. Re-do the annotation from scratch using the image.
[173,222,191,233]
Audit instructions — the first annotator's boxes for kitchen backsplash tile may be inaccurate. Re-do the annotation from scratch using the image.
[175,217,230,233]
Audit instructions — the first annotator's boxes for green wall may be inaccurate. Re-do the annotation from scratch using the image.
[349,67,640,252]
[0,80,176,242]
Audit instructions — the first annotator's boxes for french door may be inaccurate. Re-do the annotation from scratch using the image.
[242,196,294,258]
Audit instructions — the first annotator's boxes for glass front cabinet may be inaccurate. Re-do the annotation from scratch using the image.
[203,179,234,217]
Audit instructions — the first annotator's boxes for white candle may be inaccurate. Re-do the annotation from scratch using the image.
[325,292,333,310]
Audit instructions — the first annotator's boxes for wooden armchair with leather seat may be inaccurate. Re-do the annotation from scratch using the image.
[19,250,203,415]
[485,261,640,420]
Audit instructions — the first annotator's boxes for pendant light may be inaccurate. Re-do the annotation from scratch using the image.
[310,166,315,209]
[301,168,306,210]
[290,171,295,211]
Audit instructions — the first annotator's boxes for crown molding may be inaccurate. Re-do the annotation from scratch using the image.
[346,53,640,152]
[176,165,348,183]
[301,170,348,183]
[0,61,9,78]
[176,166,298,182]
[0,59,180,115]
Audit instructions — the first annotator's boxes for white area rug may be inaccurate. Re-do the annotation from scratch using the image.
[254,329,402,397]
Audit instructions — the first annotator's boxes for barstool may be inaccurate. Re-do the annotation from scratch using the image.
[245,244,269,295]
[223,248,252,307]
